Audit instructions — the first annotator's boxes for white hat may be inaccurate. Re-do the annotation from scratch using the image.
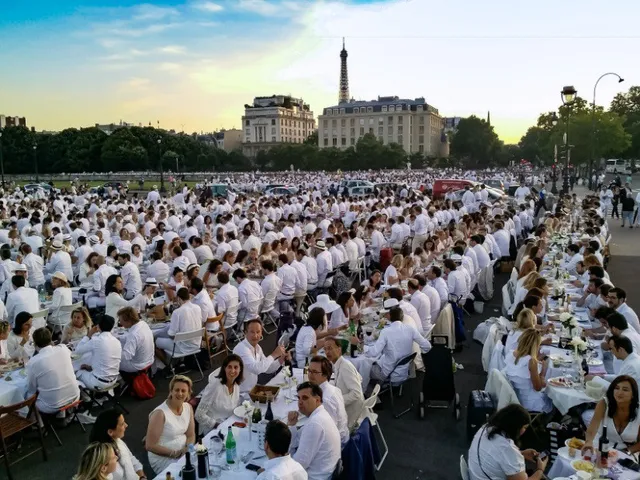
[381,298,400,313]
[123,215,132,222]
[580,234,591,241]
[50,240,64,250]
[52,272,68,283]
[145,277,159,286]
[89,235,100,244]
[12,264,27,273]
[63,234,72,241]
[308,294,339,313]
[264,222,274,231]
[314,240,327,251]
[450,254,463,262]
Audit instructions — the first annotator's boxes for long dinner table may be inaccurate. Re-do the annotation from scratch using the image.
[152,368,306,480]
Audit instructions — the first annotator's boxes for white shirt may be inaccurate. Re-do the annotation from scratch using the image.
[447,268,467,300]
[295,326,316,368]
[421,284,441,325]
[468,427,525,480]
[318,381,349,444]
[6,286,39,324]
[167,301,203,353]
[277,263,297,296]
[120,321,155,371]
[300,256,318,286]
[192,289,216,326]
[493,229,511,258]
[604,353,640,385]
[430,277,449,305]
[215,283,239,322]
[120,261,143,297]
[46,250,74,281]
[410,290,432,331]
[51,286,73,311]
[618,303,640,335]
[256,455,308,480]
[93,264,119,295]
[233,339,281,393]
[75,331,122,382]
[238,279,264,313]
[147,260,170,285]
[22,252,45,286]
[26,344,80,412]
[365,321,431,382]
[291,405,341,480]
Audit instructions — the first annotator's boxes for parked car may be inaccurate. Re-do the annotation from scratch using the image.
[432,179,476,199]
[348,185,375,197]
[23,183,59,195]
[264,187,297,196]
[482,179,506,192]
[263,184,298,194]
[450,186,506,204]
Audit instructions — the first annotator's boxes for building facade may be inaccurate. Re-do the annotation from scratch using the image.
[0,115,27,129]
[213,128,242,152]
[241,95,315,157]
[317,96,447,156]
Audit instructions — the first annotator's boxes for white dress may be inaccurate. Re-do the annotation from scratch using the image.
[195,380,240,435]
[148,401,192,474]
[504,352,553,413]
[594,398,640,450]
[328,308,348,330]
[504,330,523,354]
[113,438,144,480]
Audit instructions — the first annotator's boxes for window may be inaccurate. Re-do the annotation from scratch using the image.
[359,127,364,135]
[367,107,373,112]
[245,128,250,136]
[245,120,250,126]
[388,116,393,123]
[382,106,387,112]
[323,130,328,137]
[389,105,395,112]
[396,105,402,111]
[271,136,276,142]
[332,119,337,127]
[350,138,355,146]
[398,126,403,134]
[359,118,365,126]
[333,109,339,114]
[398,116,403,124]
[271,119,276,125]
[353,107,359,113]
[332,138,338,146]
[350,128,355,135]
[417,105,423,111]
[419,135,424,143]
[369,118,374,125]
[341,119,346,127]
[419,144,424,153]
[397,135,403,144]
[323,119,328,127]
[326,109,331,115]
[378,126,384,135]
[419,116,425,125]
[369,127,374,134]
[332,129,337,136]
[419,125,425,134]
[350,118,355,126]
[324,138,329,146]
[340,108,345,114]
[378,117,384,124]
[378,136,384,143]
[341,137,347,146]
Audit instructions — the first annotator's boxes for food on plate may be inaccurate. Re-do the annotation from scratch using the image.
[549,377,573,387]
[572,459,595,473]
[566,437,585,449]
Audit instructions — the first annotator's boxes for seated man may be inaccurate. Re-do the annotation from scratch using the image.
[26,327,80,413]
[154,287,202,367]
[308,355,349,444]
[74,315,122,390]
[257,420,307,480]
[286,382,341,480]
[588,335,640,387]
[117,306,155,374]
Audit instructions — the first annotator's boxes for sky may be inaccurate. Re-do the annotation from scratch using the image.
[0,0,637,143]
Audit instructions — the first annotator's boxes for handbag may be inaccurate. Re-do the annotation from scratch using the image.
[132,372,156,400]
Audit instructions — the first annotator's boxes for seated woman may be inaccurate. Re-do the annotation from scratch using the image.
[90,409,146,480]
[468,404,548,480]
[505,308,537,353]
[295,307,339,368]
[383,254,403,286]
[361,270,384,298]
[195,354,244,435]
[163,267,185,303]
[0,321,10,364]
[509,272,540,315]
[7,311,33,361]
[145,375,195,474]
[583,375,640,453]
[62,307,93,344]
[328,291,354,331]
[504,329,553,413]
[73,442,119,480]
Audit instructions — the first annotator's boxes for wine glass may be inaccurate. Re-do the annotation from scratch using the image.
[209,436,223,466]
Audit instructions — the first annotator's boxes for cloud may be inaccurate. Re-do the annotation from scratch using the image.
[158,45,187,55]
[237,0,279,16]
[157,62,183,73]
[193,1,224,13]
[123,77,151,89]
[132,4,180,21]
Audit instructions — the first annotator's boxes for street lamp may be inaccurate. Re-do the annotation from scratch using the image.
[590,73,624,190]
[551,112,559,194]
[157,138,165,193]
[0,130,4,189]
[33,143,39,183]
[561,85,577,195]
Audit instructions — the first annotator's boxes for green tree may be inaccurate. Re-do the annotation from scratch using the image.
[450,115,501,167]
[519,126,553,165]
[101,129,146,171]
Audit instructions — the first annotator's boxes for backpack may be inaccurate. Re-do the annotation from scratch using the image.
[132,372,156,400]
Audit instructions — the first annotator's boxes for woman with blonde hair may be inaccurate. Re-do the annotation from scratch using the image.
[504,329,553,413]
[73,442,118,480]
[145,375,196,474]
[399,255,415,278]
[62,307,93,344]
[517,259,537,282]
[505,308,537,353]
[383,254,404,286]
[509,271,541,314]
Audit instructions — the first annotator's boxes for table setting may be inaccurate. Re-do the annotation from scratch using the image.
[0,360,29,406]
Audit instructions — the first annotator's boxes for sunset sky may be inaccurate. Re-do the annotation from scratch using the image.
[0,0,635,143]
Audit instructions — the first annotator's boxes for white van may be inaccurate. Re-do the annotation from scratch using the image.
[605,159,632,174]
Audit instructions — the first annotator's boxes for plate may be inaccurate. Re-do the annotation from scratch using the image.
[571,459,596,474]
[564,438,585,449]
[0,362,22,373]
[549,377,575,388]
[233,406,252,419]
[587,358,603,366]
[550,354,572,365]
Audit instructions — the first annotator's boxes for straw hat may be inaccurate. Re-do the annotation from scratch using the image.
[50,240,64,250]
[52,272,68,283]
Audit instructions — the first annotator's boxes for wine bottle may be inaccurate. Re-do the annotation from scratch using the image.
[265,398,274,421]
[600,425,609,468]
[181,450,196,480]
[303,358,309,382]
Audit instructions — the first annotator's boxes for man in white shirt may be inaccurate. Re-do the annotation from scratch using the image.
[492,222,511,259]
[233,269,264,322]
[308,356,349,444]
[416,274,441,324]
[258,420,308,480]
[6,275,39,325]
[261,260,283,315]
[233,319,286,393]
[427,266,449,306]
[407,279,432,332]
[154,287,202,367]
[286,382,342,480]
[562,244,583,277]
[215,271,239,327]
[276,254,297,298]
[89,256,119,308]
[591,336,640,387]
[609,287,640,334]
[27,327,80,413]
[118,252,143,299]
[189,277,216,327]
[514,182,530,203]
[444,258,467,302]
[190,237,215,264]
[314,242,333,288]
[45,240,74,282]
[117,307,155,374]
[74,315,122,390]
[324,337,364,429]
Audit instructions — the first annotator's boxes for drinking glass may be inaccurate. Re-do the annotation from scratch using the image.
[209,436,223,466]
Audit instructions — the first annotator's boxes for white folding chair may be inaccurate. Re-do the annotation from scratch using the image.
[260,288,279,334]
[358,385,387,471]
[221,304,241,351]
[460,455,470,480]
[164,328,206,381]
[31,308,49,330]
[48,302,83,335]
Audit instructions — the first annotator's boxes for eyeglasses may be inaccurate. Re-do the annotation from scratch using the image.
[308,370,323,375]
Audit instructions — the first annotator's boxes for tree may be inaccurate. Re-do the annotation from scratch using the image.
[101,129,146,171]
[450,115,501,167]
[304,131,318,146]
[519,126,553,165]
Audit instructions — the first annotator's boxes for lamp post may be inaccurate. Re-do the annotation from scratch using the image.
[551,112,559,194]
[590,73,624,190]
[157,138,165,193]
[561,85,577,195]
[33,143,39,183]
[0,130,4,189]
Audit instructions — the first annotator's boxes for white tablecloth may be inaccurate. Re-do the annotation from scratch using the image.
[548,446,640,480]
[0,368,29,406]
[152,369,305,480]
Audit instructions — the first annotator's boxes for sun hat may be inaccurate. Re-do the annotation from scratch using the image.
[52,272,68,283]
[50,240,64,250]
[145,277,159,286]
[314,240,327,251]
[308,294,339,313]
[380,298,400,313]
